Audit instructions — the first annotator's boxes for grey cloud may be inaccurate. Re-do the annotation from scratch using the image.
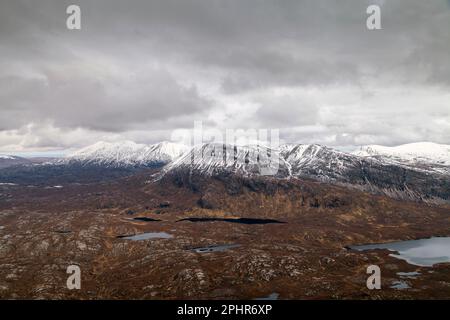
[0,0,450,152]
[254,94,319,128]
[4,0,449,88]
[0,70,211,132]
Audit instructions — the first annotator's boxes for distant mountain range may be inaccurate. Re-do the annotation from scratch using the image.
[158,142,450,204]
[160,141,450,176]
[62,141,189,167]
[0,155,31,169]
[354,142,450,172]
[3,140,449,171]
[1,141,449,203]
[0,141,190,185]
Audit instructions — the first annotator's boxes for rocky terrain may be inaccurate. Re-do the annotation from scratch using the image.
[0,167,449,299]
[2,141,450,202]
[0,141,449,299]
[160,142,450,204]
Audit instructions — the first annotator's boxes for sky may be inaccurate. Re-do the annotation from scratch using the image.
[0,0,450,155]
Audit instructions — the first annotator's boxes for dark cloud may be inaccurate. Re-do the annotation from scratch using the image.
[254,94,319,128]
[0,70,211,132]
[0,0,449,152]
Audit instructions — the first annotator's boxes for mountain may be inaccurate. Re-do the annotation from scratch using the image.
[353,142,450,174]
[65,141,189,167]
[159,142,450,203]
[2,140,449,203]
[0,141,189,185]
[161,142,376,181]
[281,144,365,180]
[160,143,290,178]
[0,154,31,169]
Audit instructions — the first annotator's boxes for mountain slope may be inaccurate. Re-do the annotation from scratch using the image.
[0,141,190,185]
[0,155,31,169]
[281,144,366,180]
[160,143,290,178]
[159,142,450,203]
[65,141,189,167]
[353,142,450,172]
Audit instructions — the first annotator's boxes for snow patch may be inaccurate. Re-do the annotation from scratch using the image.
[64,141,189,167]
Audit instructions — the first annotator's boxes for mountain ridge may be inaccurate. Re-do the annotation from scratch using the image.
[2,140,449,203]
[353,142,450,169]
[157,141,450,204]
[63,140,190,167]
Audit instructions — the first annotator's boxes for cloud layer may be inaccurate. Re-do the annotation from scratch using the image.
[1,0,449,153]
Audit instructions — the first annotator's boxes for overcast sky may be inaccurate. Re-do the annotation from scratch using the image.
[1,0,450,155]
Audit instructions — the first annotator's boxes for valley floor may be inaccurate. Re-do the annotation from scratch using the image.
[1,176,450,299]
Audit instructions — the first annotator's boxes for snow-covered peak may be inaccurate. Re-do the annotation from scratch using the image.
[147,141,190,163]
[160,142,365,179]
[0,154,30,169]
[281,144,327,159]
[68,141,147,164]
[0,155,17,160]
[161,143,288,177]
[279,143,364,179]
[353,142,450,166]
[66,140,189,167]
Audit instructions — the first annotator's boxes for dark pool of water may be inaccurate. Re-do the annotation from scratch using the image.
[350,237,450,267]
[54,230,72,234]
[178,217,285,224]
[190,244,241,253]
[132,217,161,222]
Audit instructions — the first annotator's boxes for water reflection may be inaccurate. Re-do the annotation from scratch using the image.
[118,232,173,241]
[351,237,450,267]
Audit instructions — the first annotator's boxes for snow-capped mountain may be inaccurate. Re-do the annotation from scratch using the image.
[0,155,16,160]
[2,139,449,203]
[280,144,368,180]
[161,142,450,178]
[65,141,189,167]
[354,142,450,165]
[0,154,31,169]
[158,142,450,203]
[161,143,290,177]
[162,143,379,180]
[353,142,450,175]
[162,143,367,179]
